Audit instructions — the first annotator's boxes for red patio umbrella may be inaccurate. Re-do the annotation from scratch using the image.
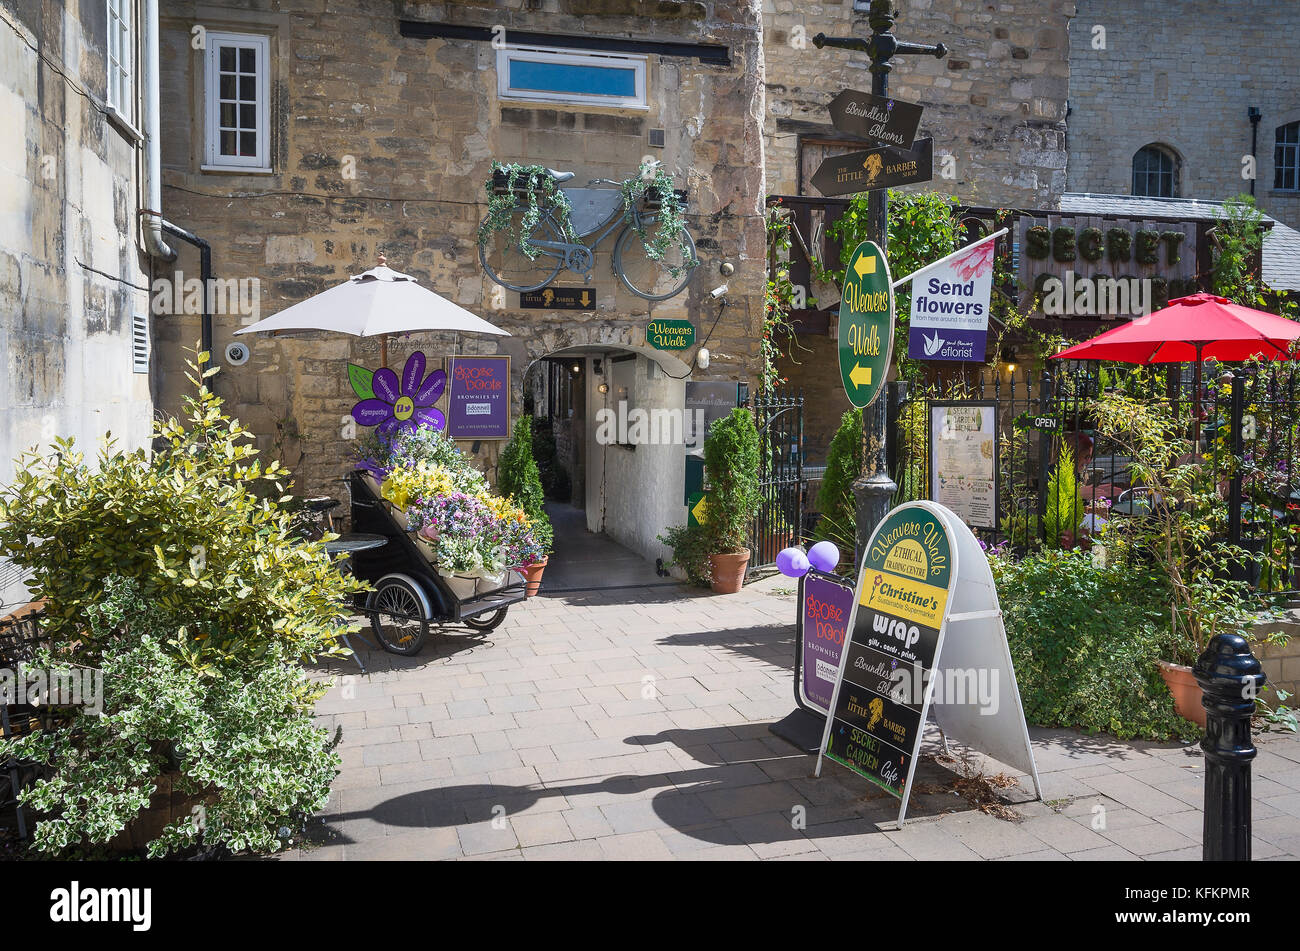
[1052,293,1300,445]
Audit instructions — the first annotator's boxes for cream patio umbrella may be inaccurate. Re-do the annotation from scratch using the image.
[235,254,510,369]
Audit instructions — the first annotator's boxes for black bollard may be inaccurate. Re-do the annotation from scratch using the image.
[1193,633,1265,861]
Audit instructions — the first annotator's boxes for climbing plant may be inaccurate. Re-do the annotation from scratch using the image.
[478,162,578,258]
[619,160,697,277]
[762,204,804,394]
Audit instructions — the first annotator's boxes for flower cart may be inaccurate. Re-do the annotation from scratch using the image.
[347,471,527,655]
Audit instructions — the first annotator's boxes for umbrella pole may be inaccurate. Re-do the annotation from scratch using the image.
[380,334,388,369]
[1192,343,1202,453]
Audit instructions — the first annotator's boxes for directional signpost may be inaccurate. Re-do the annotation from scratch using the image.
[838,241,894,409]
[811,137,933,198]
[828,89,924,150]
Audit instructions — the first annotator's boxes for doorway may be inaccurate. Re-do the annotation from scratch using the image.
[523,345,691,592]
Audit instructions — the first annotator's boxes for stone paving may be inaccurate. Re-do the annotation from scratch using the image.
[284,577,1300,861]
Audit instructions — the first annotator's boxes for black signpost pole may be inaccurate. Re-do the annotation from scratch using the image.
[815,2,947,569]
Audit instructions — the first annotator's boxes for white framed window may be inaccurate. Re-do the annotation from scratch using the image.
[106,0,133,119]
[497,46,647,110]
[1275,122,1300,192]
[204,33,271,171]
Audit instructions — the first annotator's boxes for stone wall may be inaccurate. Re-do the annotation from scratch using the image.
[1068,0,1300,231]
[0,2,154,605]
[763,0,1075,207]
[154,0,768,519]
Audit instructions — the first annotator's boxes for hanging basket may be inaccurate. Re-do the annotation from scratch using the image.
[492,168,550,198]
[642,186,688,211]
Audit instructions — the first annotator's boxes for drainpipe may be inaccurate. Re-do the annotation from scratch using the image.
[141,0,174,262]
[160,221,214,366]
[140,0,212,370]
[1248,106,1261,197]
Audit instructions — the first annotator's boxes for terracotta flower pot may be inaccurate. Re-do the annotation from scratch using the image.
[1157,659,1206,729]
[521,557,548,597]
[708,549,750,594]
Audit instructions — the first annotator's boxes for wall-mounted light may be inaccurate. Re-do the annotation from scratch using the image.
[570,363,582,376]
[598,382,609,394]
[696,347,711,370]
[1000,347,1017,374]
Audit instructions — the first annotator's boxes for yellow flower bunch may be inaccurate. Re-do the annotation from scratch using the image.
[381,463,461,509]
[479,492,530,527]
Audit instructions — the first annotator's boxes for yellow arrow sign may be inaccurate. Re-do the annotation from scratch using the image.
[849,363,872,388]
[691,494,708,525]
[581,291,591,307]
[853,254,877,280]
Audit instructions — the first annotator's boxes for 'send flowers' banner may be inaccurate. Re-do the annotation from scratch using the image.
[904,232,999,363]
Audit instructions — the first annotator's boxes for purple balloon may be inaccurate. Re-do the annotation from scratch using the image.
[807,541,841,573]
[776,546,811,578]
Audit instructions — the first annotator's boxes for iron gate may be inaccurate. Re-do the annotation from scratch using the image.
[890,363,1299,592]
[750,389,804,570]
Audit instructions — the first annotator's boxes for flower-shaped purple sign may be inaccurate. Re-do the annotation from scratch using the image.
[350,351,446,436]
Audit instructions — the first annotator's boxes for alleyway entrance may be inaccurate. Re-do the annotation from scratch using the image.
[539,502,671,594]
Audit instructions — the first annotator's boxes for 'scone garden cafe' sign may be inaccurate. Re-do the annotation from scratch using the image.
[838,240,894,409]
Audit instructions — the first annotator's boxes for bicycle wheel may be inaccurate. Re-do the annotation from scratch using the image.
[614,216,699,301]
[479,206,566,293]
[368,576,431,656]
[463,607,507,632]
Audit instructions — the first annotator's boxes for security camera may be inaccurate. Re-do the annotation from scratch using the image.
[225,342,250,366]
[709,284,729,299]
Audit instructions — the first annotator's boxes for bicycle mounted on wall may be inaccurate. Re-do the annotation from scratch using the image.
[477,160,700,301]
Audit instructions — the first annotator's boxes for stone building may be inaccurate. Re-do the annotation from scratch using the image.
[762,0,1075,464]
[0,1,155,607]
[1067,0,1300,231]
[150,0,767,567]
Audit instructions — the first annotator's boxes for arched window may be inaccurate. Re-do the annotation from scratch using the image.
[1276,122,1300,191]
[1132,145,1178,198]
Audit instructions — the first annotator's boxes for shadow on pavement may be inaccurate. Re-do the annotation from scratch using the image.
[320,724,982,852]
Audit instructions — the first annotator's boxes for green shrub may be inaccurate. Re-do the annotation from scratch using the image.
[2,579,342,857]
[496,415,552,555]
[815,409,863,554]
[0,353,364,672]
[990,548,1198,741]
[702,408,762,554]
[0,354,362,855]
[658,523,713,587]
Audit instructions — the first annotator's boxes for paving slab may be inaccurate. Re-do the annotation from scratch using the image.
[308,575,1300,861]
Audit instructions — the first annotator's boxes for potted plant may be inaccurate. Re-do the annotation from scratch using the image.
[1094,390,1273,728]
[701,407,763,594]
[496,416,553,596]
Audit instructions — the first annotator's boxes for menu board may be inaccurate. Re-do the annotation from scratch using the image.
[820,505,953,799]
[930,401,997,530]
[796,572,856,715]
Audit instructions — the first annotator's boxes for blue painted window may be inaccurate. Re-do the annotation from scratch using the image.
[498,47,647,108]
[509,60,637,99]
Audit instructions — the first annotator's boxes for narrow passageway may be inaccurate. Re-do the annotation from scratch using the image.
[541,502,673,593]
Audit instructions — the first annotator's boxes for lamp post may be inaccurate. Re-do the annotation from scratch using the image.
[814,1,947,567]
